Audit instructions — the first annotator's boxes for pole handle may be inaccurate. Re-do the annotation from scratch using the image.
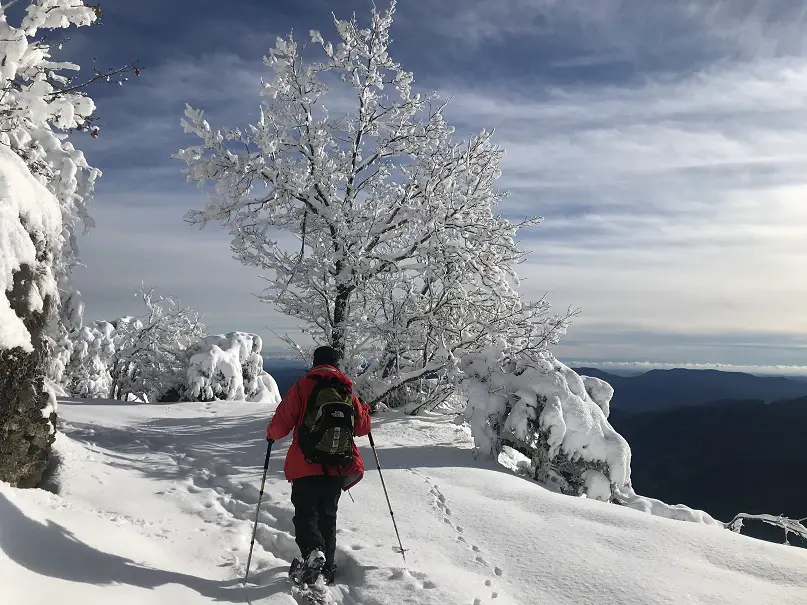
[263,439,274,470]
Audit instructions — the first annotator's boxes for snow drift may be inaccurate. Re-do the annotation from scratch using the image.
[51,320,117,398]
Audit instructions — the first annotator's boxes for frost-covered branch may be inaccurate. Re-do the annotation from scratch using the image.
[46,62,141,100]
[0,2,141,345]
[107,286,206,402]
[725,513,807,545]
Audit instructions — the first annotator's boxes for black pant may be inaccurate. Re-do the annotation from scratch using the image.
[291,475,343,567]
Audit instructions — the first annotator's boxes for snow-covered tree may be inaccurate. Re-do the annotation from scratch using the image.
[463,353,807,540]
[52,319,117,397]
[0,0,110,487]
[175,1,568,409]
[462,352,729,527]
[0,2,137,340]
[107,287,206,403]
[0,145,62,487]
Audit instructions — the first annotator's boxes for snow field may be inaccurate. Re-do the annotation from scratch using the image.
[1,399,806,605]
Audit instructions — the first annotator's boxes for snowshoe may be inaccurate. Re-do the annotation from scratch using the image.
[289,557,305,584]
[322,563,336,585]
[290,551,327,586]
[288,550,335,604]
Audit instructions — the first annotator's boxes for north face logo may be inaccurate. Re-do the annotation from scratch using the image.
[331,411,345,418]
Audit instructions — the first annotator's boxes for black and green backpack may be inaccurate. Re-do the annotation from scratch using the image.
[298,374,357,468]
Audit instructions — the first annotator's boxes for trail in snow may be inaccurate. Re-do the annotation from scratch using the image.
[2,398,807,605]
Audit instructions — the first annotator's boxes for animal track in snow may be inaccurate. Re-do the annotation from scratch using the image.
[390,569,439,591]
[419,472,508,603]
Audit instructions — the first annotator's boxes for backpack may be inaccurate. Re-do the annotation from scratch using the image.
[298,374,357,468]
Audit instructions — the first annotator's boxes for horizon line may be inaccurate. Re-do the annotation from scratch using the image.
[259,351,807,376]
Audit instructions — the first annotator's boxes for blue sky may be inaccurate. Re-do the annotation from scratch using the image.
[50,0,807,371]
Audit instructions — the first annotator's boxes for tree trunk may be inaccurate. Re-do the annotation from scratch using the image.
[331,284,352,359]
[0,264,57,488]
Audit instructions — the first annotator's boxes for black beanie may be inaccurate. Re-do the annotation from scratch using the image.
[312,345,340,368]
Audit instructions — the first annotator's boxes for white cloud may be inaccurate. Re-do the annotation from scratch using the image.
[414,0,807,60]
[432,55,807,363]
[565,360,807,377]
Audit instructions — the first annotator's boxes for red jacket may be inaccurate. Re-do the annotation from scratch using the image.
[267,364,372,490]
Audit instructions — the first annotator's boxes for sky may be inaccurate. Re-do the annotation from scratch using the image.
[35,0,807,371]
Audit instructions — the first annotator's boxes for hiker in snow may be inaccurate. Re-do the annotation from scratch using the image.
[266,345,372,586]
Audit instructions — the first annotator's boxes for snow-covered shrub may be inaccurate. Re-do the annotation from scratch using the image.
[175,1,571,412]
[183,332,281,404]
[725,514,807,545]
[54,320,116,398]
[52,290,280,404]
[462,350,631,500]
[52,287,206,402]
[108,289,206,403]
[462,349,725,525]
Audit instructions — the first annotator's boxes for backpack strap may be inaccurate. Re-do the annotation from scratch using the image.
[297,373,330,428]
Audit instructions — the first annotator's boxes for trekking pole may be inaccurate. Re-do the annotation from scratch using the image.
[368,432,407,562]
[244,439,273,584]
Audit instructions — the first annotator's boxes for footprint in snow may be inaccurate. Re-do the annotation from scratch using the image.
[393,570,438,591]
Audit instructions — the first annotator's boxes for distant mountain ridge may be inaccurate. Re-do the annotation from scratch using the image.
[264,360,807,412]
[608,395,807,545]
[572,367,807,412]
